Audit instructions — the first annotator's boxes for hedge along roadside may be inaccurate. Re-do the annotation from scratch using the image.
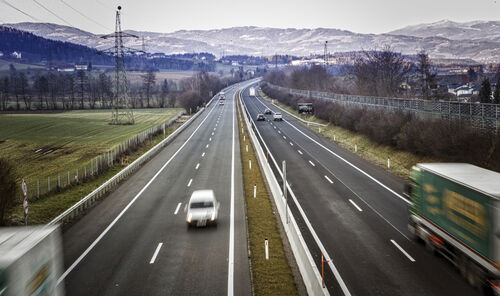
[238,88,332,296]
[47,92,221,226]
[236,92,299,296]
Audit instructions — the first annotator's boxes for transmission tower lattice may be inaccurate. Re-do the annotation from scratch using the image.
[100,6,143,125]
[324,41,329,66]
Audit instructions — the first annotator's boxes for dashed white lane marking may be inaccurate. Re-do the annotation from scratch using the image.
[214,127,216,131]
[283,136,287,140]
[187,178,193,187]
[210,137,212,141]
[290,142,293,146]
[324,175,334,184]
[149,243,163,264]
[391,240,415,262]
[202,152,205,157]
[298,150,303,155]
[309,160,315,167]
[349,199,363,212]
[174,203,182,215]
[212,132,214,136]
[278,130,281,134]
[196,163,200,170]
[206,144,209,148]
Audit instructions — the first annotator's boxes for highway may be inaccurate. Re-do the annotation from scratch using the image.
[240,84,480,296]
[61,83,252,295]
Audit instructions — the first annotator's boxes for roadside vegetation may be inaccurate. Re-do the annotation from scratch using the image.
[261,81,500,175]
[236,93,299,296]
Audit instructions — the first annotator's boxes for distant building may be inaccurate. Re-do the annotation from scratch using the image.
[75,64,88,71]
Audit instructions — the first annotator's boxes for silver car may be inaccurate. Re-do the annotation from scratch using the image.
[186,190,220,227]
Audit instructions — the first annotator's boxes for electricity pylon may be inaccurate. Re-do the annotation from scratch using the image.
[100,6,143,125]
[324,41,329,67]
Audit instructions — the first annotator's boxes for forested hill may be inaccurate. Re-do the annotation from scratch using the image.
[0,26,214,71]
[0,26,113,65]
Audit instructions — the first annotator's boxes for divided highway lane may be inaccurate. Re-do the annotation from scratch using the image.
[242,85,478,295]
[62,85,251,296]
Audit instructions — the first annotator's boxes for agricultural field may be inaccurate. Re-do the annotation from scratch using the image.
[0,108,183,185]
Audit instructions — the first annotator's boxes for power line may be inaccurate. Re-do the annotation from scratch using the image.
[59,0,112,31]
[1,0,42,22]
[32,0,74,27]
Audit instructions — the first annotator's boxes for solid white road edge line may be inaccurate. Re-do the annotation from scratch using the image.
[57,101,217,285]
[227,86,237,296]
[149,243,163,264]
[391,240,415,262]
[253,95,411,205]
[187,178,193,187]
[174,203,182,215]
[349,199,363,212]
[324,175,334,184]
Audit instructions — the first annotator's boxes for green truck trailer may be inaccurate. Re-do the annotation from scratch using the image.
[408,163,500,293]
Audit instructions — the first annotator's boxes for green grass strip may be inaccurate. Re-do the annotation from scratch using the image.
[237,93,299,296]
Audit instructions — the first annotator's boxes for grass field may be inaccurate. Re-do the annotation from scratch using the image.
[0,108,183,185]
[6,122,181,225]
[258,89,437,179]
[237,93,299,296]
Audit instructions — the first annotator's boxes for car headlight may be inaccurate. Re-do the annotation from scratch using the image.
[187,213,192,223]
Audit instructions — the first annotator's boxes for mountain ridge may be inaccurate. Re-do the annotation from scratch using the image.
[4,20,500,62]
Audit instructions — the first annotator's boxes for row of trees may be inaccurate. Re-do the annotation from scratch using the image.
[0,65,255,111]
[265,47,451,100]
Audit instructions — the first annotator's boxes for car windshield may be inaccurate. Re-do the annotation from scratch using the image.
[190,201,214,208]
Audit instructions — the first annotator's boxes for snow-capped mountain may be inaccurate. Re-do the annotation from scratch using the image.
[4,21,500,62]
[389,20,500,42]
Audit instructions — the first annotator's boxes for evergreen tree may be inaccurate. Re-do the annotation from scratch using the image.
[479,78,491,103]
[494,76,500,104]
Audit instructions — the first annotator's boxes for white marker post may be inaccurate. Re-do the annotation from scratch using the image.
[387,158,390,168]
[22,179,28,226]
[355,144,357,152]
[249,159,251,170]
[265,238,269,260]
[283,160,288,224]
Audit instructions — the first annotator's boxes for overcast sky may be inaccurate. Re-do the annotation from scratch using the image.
[0,0,499,34]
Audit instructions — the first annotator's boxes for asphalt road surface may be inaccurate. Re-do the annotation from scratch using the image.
[241,83,479,296]
[61,82,253,296]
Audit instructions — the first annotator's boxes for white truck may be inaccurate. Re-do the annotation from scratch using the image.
[249,87,256,97]
[0,226,64,296]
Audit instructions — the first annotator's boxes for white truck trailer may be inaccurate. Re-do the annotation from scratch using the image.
[0,226,64,296]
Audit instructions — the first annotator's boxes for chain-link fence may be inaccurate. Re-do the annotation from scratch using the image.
[22,111,185,201]
[266,83,500,131]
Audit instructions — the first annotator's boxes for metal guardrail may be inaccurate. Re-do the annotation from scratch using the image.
[239,90,330,296]
[47,94,219,226]
[266,83,500,130]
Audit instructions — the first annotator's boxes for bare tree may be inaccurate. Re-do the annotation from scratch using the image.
[160,79,169,108]
[142,69,156,108]
[417,51,436,100]
[18,73,31,110]
[76,70,87,109]
[352,46,411,97]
